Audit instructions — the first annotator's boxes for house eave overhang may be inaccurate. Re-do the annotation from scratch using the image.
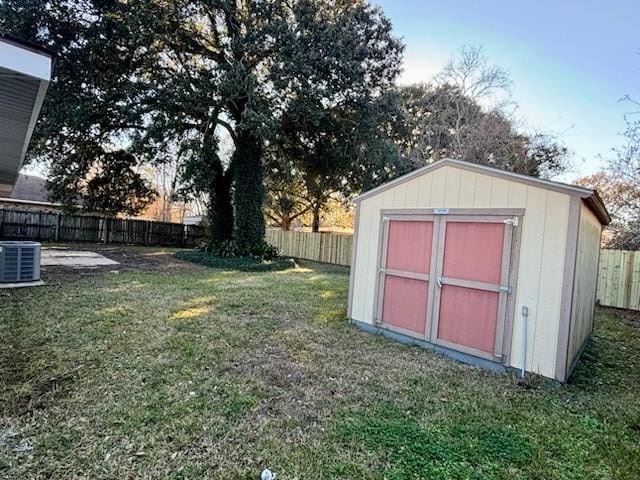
[0,196,62,208]
[0,36,53,196]
[353,158,611,226]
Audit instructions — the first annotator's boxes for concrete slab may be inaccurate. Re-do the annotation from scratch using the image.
[0,280,45,289]
[41,248,119,268]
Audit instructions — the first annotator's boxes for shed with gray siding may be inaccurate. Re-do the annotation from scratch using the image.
[348,158,609,381]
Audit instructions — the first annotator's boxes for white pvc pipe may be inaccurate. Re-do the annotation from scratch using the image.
[521,305,529,378]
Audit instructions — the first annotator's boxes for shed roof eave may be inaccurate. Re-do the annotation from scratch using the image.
[583,191,611,226]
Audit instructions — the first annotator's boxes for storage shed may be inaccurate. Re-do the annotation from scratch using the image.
[348,158,610,382]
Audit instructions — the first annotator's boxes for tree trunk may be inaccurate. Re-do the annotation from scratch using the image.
[204,136,233,244]
[281,217,291,231]
[233,129,265,249]
[311,203,321,233]
[208,171,233,244]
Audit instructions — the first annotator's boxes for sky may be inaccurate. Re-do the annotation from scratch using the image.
[374,0,640,180]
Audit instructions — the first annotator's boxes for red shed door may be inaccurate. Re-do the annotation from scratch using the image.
[378,217,436,336]
[432,217,513,360]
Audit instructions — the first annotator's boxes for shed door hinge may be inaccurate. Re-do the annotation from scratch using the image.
[499,285,512,295]
[503,217,519,227]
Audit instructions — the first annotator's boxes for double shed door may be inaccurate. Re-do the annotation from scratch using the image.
[377,211,517,362]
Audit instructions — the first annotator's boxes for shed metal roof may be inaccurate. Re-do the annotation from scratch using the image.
[0,36,53,196]
[353,158,611,225]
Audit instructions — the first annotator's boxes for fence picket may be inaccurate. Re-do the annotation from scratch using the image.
[265,229,353,267]
[597,249,640,310]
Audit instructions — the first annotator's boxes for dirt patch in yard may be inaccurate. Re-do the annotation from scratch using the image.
[39,245,202,284]
[599,306,640,328]
[91,246,196,272]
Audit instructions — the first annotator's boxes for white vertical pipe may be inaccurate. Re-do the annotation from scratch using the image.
[521,305,529,378]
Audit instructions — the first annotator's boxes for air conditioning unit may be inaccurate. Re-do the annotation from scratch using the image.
[0,241,41,283]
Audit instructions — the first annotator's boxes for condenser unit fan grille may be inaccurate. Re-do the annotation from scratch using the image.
[0,242,41,283]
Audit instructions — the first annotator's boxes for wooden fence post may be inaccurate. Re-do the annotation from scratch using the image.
[55,212,61,242]
[104,218,110,244]
[142,220,147,245]
[623,251,636,310]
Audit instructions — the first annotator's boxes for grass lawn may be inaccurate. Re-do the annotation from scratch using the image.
[1,246,639,479]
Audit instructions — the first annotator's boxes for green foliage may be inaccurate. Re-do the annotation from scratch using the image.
[130,0,405,242]
[246,241,281,261]
[174,250,294,272]
[201,239,280,261]
[206,240,243,258]
[268,0,404,231]
[232,131,265,248]
[264,171,310,230]
[0,0,162,215]
[335,402,534,479]
[47,147,156,216]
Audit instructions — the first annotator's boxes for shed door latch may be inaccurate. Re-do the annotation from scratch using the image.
[503,217,519,227]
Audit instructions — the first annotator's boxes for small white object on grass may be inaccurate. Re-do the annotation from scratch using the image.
[13,439,33,453]
[261,468,274,480]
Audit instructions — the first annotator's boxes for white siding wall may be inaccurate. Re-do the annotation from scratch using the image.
[567,203,602,369]
[351,165,571,378]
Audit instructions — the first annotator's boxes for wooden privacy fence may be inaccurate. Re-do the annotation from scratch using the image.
[266,229,353,266]
[597,249,640,311]
[0,207,206,247]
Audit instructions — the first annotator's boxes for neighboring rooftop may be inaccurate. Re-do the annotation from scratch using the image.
[0,35,53,196]
[8,173,50,203]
